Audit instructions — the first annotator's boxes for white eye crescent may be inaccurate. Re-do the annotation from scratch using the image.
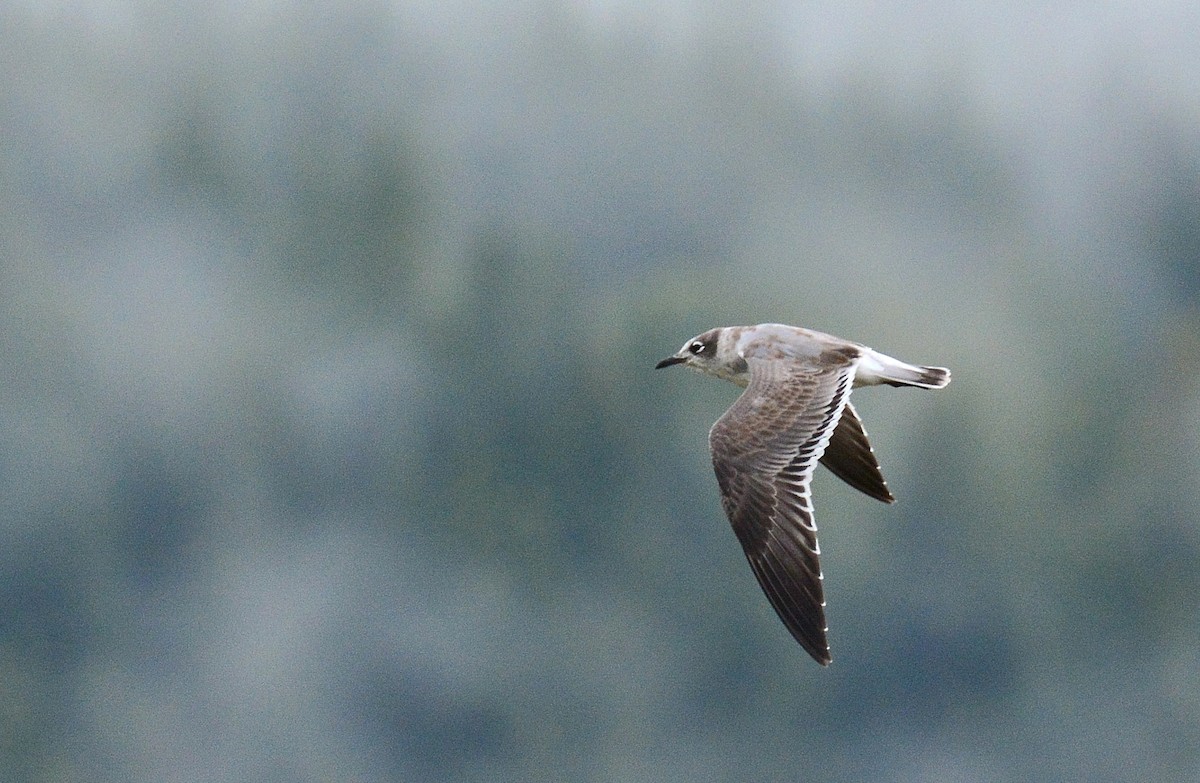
[689,341,705,354]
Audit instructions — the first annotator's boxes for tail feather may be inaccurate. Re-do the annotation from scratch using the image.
[858,349,951,389]
[883,364,951,389]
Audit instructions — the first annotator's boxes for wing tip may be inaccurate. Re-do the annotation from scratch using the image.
[808,644,833,666]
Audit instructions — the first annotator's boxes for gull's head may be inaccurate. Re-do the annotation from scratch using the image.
[655,327,749,384]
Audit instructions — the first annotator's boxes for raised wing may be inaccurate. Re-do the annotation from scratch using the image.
[819,401,895,503]
[708,354,857,665]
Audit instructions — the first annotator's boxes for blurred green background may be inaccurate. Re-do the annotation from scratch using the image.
[3,2,1199,781]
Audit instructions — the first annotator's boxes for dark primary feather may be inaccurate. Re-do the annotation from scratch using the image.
[708,354,857,665]
[819,401,895,503]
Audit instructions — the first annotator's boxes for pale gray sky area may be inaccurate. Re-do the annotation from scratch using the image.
[2,2,1199,781]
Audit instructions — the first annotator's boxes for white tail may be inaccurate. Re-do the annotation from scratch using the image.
[856,349,951,389]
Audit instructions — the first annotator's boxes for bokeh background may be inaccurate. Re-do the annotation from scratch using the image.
[4,2,1200,781]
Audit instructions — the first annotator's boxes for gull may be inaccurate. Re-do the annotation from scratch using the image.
[656,323,950,665]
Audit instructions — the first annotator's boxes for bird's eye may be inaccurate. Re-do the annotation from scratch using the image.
[689,341,705,354]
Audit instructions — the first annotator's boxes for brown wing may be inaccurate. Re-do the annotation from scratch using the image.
[819,401,895,503]
[708,356,857,665]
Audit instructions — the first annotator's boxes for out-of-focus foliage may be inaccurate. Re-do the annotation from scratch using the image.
[2,2,1199,781]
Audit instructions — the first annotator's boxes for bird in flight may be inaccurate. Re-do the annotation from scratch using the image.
[656,323,950,665]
